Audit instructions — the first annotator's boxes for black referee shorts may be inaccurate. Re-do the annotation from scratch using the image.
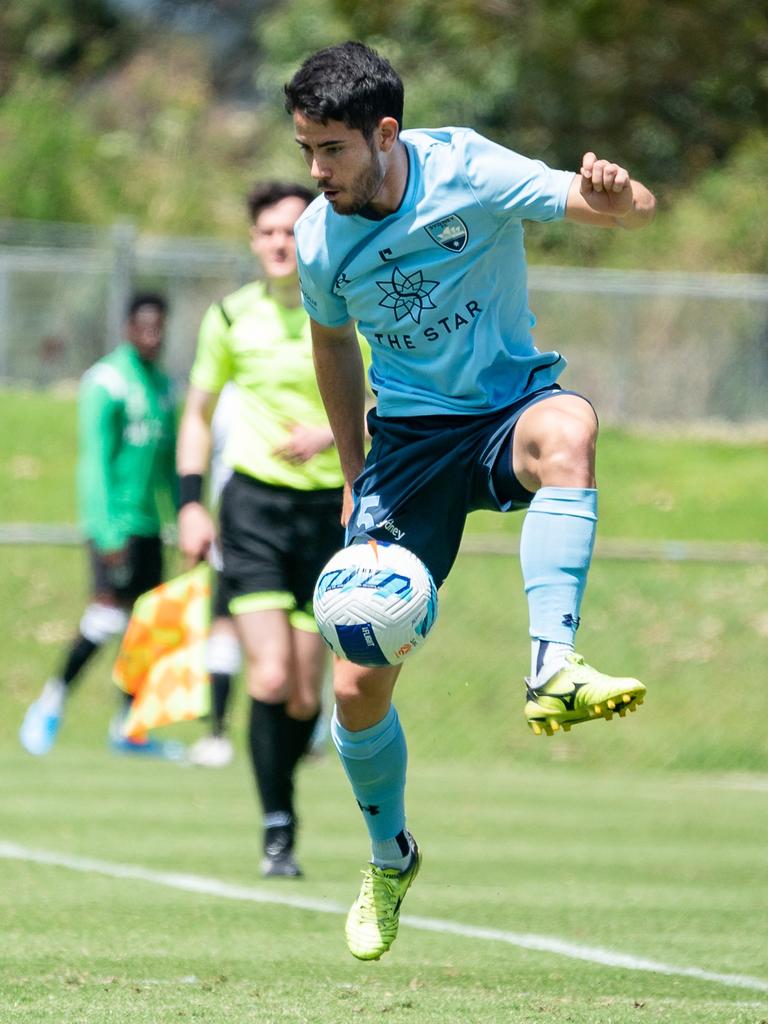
[219,472,344,628]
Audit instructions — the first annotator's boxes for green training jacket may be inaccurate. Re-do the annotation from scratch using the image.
[76,343,178,552]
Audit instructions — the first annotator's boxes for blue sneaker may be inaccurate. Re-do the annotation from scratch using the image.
[109,733,187,760]
[108,715,186,761]
[20,679,66,756]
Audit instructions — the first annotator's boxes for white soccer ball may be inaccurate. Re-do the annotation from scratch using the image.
[313,541,438,667]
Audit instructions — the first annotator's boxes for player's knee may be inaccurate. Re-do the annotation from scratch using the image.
[287,693,321,720]
[548,424,595,473]
[79,603,128,644]
[333,674,365,707]
[331,660,399,729]
[333,675,384,718]
[535,412,596,485]
[246,659,291,702]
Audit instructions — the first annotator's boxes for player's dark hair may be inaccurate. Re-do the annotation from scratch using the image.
[284,41,404,139]
[246,181,315,222]
[126,292,167,318]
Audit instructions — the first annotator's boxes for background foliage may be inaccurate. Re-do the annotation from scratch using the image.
[0,0,767,269]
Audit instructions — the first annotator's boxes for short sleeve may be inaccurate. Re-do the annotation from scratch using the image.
[296,247,350,328]
[460,130,574,223]
[189,303,235,393]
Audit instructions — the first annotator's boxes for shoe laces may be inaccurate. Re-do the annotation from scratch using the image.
[357,865,398,916]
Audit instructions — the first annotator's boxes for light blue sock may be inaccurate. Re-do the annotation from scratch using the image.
[331,705,408,858]
[520,487,598,671]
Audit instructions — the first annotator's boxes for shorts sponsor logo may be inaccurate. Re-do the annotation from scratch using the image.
[382,518,405,541]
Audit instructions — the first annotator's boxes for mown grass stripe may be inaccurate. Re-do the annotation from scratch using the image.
[1,840,766,994]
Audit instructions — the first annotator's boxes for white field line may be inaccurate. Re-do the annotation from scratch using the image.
[1,840,766,995]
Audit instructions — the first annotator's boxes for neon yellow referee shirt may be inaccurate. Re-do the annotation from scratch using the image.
[190,280,344,491]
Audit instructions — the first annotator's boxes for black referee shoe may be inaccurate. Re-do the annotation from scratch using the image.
[261,824,303,878]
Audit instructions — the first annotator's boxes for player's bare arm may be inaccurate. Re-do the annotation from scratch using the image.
[310,317,367,524]
[565,152,656,229]
[176,384,218,563]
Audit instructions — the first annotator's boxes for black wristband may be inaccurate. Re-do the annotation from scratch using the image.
[178,473,204,509]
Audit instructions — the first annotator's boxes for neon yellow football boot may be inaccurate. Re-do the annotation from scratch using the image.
[524,653,646,736]
[344,840,421,960]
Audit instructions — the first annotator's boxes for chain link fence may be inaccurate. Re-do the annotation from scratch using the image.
[1,218,767,426]
[0,220,253,387]
[2,219,766,771]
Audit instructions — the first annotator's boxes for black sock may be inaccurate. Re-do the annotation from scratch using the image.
[283,710,320,775]
[248,698,292,817]
[60,634,100,688]
[210,673,232,737]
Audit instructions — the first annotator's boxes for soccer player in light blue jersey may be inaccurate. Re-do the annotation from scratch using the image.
[285,41,656,960]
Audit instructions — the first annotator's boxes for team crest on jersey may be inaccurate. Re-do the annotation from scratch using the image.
[424,214,468,252]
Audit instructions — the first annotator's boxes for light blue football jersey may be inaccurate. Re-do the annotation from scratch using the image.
[295,127,575,417]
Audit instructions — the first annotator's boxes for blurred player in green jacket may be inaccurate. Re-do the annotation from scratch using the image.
[20,293,179,758]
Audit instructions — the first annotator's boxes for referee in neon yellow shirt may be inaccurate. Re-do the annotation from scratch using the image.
[177,182,346,877]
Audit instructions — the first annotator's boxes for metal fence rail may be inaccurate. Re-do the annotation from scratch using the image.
[2,523,767,565]
[1,218,767,425]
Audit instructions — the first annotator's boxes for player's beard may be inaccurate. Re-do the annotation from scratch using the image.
[326,144,386,216]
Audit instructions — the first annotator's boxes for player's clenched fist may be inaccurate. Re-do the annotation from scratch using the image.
[579,152,631,194]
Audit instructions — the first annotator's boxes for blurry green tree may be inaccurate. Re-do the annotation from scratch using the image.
[0,0,132,93]
[256,0,768,189]
[0,0,767,271]
[511,0,768,188]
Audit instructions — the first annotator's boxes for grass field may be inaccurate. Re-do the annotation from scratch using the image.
[3,748,767,1024]
[4,388,767,543]
[2,387,767,1021]
[4,544,768,771]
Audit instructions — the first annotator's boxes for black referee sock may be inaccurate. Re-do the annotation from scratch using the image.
[60,634,100,688]
[248,698,293,816]
[248,699,321,818]
[210,672,232,737]
[283,710,320,774]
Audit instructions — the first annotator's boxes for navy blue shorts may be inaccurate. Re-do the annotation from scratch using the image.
[346,386,576,588]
